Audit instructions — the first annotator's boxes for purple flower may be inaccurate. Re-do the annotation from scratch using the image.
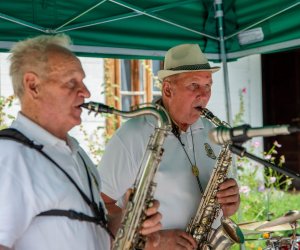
[269,176,276,184]
[265,154,272,160]
[237,161,243,167]
[274,141,282,148]
[252,141,260,148]
[240,185,250,195]
[258,184,265,192]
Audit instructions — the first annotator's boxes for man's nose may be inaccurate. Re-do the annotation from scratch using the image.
[79,83,91,98]
[196,87,210,98]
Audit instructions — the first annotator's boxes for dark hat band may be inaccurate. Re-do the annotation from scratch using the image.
[168,63,211,71]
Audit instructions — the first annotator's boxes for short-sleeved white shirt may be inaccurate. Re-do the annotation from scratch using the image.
[99,115,222,230]
[0,113,110,250]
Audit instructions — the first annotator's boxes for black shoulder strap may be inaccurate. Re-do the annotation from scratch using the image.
[0,128,43,150]
[0,128,114,238]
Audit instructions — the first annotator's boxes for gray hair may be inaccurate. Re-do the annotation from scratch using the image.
[9,34,72,98]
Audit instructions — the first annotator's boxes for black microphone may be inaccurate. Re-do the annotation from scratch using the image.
[209,124,300,145]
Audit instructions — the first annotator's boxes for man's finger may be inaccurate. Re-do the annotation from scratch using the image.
[218,178,237,190]
[217,186,239,198]
[218,194,240,204]
[179,232,197,249]
[144,200,160,216]
[142,212,162,228]
[140,223,162,235]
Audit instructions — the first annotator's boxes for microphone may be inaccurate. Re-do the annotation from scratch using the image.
[209,124,300,145]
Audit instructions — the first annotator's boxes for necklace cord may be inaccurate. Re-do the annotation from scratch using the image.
[172,125,204,194]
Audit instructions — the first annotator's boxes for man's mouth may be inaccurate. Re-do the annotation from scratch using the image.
[75,103,83,110]
[194,106,203,112]
[78,101,86,107]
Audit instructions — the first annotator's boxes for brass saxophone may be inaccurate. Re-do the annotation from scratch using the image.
[186,107,244,250]
[81,101,172,250]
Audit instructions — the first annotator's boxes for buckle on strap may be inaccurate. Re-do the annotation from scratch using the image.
[38,209,115,239]
[68,210,84,221]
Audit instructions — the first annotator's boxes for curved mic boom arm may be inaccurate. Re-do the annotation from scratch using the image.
[230,144,300,181]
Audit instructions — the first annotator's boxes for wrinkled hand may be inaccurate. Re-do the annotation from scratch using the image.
[140,200,162,235]
[217,178,240,217]
[145,229,197,250]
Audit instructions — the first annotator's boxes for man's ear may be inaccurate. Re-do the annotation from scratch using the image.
[162,81,172,98]
[23,72,40,98]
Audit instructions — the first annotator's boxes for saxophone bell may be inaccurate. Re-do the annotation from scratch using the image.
[207,218,244,250]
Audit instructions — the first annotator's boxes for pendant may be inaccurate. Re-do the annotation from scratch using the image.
[192,165,199,177]
[204,143,217,160]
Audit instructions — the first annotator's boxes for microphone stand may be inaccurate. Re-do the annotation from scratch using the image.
[229,143,300,181]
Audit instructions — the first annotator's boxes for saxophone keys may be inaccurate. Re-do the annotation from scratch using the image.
[194,225,205,235]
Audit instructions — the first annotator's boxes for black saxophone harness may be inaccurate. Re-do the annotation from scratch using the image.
[0,128,114,239]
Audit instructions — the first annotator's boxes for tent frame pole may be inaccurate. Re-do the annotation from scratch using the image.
[214,0,232,125]
[215,4,246,249]
[0,12,47,32]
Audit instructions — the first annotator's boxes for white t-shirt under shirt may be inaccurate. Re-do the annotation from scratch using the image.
[0,113,110,250]
[99,115,223,230]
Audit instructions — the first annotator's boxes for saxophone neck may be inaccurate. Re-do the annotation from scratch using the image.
[128,103,172,129]
[200,107,230,128]
[81,101,172,129]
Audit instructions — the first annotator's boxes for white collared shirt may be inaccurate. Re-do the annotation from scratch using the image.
[99,114,222,230]
[0,113,110,250]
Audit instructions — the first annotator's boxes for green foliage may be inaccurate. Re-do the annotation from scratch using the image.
[231,191,300,250]
[233,88,246,126]
[233,186,299,224]
[263,142,292,192]
[79,124,106,165]
[230,88,299,250]
[0,95,15,129]
[141,60,161,90]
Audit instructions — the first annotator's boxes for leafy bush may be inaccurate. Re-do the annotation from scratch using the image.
[230,89,299,249]
[0,95,15,129]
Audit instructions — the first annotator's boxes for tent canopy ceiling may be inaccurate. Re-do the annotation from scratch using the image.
[0,0,300,60]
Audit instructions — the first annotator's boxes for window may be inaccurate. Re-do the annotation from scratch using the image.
[120,59,162,110]
[104,58,162,135]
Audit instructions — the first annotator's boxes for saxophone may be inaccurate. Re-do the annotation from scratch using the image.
[186,107,244,250]
[81,101,172,250]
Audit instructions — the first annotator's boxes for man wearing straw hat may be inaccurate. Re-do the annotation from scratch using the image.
[99,44,240,249]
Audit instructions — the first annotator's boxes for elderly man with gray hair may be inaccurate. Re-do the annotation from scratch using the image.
[0,34,161,250]
[99,44,241,250]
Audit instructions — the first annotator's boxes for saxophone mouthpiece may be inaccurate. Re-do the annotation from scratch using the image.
[198,107,215,121]
[196,106,212,118]
[81,101,114,114]
[195,106,203,112]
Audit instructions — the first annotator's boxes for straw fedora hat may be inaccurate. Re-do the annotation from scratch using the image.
[157,44,220,81]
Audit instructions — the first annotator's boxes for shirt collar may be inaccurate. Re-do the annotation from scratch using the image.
[148,98,205,135]
[11,112,79,153]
